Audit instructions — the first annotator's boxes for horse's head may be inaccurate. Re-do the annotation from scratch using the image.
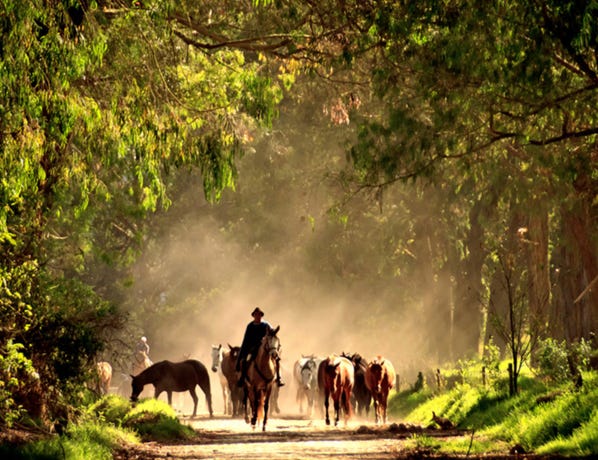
[301,359,317,390]
[130,374,143,402]
[210,344,223,373]
[264,325,281,360]
[368,361,385,392]
[229,345,240,361]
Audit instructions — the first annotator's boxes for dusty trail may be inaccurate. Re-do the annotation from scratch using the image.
[114,413,484,460]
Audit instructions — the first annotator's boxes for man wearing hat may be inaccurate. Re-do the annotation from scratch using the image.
[236,307,285,387]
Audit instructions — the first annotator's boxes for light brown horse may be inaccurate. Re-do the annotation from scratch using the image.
[365,355,395,424]
[220,344,244,417]
[243,325,280,431]
[95,361,112,395]
[318,354,354,426]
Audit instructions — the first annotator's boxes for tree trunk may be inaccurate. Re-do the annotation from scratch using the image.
[452,200,486,359]
[555,207,598,341]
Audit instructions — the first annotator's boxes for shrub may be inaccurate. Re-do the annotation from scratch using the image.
[537,338,570,383]
[123,399,195,441]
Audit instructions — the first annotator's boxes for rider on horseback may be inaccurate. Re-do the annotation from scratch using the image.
[236,307,285,387]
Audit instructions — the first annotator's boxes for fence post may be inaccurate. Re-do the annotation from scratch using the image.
[507,363,514,396]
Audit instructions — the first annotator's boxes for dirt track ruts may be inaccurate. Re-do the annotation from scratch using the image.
[113,413,553,460]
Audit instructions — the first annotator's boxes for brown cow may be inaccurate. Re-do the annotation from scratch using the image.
[365,355,395,424]
[318,355,354,426]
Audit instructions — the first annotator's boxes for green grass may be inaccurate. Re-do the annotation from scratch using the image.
[0,395,195,459]
[123,398,195,441]
[388,369,598,456]
[0,420,138,460]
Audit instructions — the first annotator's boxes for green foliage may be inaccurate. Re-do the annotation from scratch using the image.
[389,358,598,456]
[0,419,138,460]
[537,337,595,383]
[538,408,598,456]
[402,434,441,454]
[0,341,37,427]
[123,399,195,441]
[0,395,197,458]
[537,338,572,383]
[88,394,132,425]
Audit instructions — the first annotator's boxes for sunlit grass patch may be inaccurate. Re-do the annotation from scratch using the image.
[537,407,598,456]
[401,433,441,454]
[123,398,195,441]
[388,388,434,420]
[435,432,510,456]
[88,394,132,425]
[1,420,138,460]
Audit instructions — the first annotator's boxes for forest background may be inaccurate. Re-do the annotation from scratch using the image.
[0,0,596,425]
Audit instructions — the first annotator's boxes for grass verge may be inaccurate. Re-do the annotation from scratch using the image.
[389,369,598,457]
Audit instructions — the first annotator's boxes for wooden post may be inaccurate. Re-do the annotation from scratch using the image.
[508,363,514,396]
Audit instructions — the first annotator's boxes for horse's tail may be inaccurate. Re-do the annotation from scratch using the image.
[188,360,213,416]
[342,388,352,417]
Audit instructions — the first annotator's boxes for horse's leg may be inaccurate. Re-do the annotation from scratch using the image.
[324,389,330,426]
[222,383,228,415]
[166,391,172,407]
[263,389,271,432]
[199,378,213,418]
[251,387,258,428]
[346,386,353,420]
[382,392,388,424]
[189,388,198,418]
[243,385,250,424]
[334,394,340,427]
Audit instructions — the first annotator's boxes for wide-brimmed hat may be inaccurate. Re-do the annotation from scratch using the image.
[251,307,265,317]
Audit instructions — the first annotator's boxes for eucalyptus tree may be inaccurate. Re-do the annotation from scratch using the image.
[341,0,598,352]
[167,0,597,356]
[0,0,285,424]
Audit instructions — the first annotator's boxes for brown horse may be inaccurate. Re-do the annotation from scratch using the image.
[220,344,245,417]
[318,355,354,426]
[243,325,280,431]
[365,355,395,424]
[341,352,371,417]
[130,359,213,418]
[95,361,112,395]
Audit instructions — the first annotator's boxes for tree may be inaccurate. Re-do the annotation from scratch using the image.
[0,0,286,425]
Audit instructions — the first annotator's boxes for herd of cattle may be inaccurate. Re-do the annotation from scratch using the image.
[94,346,397,427]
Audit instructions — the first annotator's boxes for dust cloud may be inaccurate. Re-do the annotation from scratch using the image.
[121,108,451,416]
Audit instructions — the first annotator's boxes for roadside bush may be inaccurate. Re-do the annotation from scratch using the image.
[537,338,570,383]
[0,419,138,460]
[123,399,195,441]
[0,340,38,427]
[88,394,132,425]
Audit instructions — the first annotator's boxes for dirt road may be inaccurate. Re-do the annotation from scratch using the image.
[114,413,481,460]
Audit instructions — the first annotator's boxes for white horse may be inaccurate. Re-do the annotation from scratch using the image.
[211,344,232,415]
[293,355,321,417]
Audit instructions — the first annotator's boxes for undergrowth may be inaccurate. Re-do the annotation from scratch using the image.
[0,396,194,459]
[389,365,598,457]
